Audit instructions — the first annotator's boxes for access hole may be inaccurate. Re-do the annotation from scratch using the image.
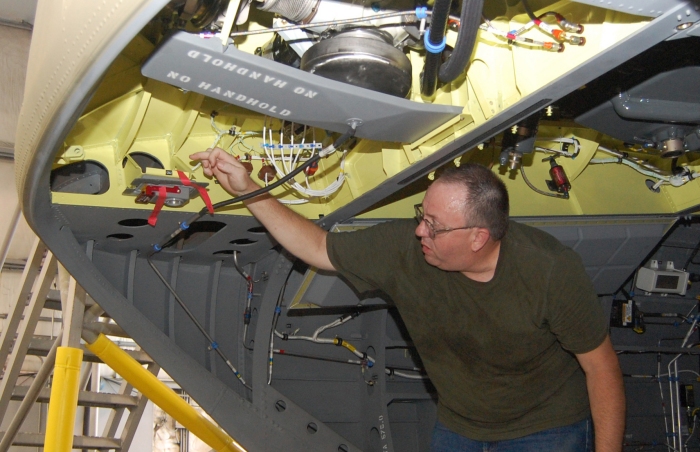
[213,250,235,255]
[247,226,268,234]
[162,221,226,251]
[122,152,164,171]
[118,218,149,227]
[230,238,257,246]
[107,233,133,240]
[50,161,110,194]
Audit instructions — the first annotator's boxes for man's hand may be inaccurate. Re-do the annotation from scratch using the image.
[189,147,335,270]
[190,148,256,196]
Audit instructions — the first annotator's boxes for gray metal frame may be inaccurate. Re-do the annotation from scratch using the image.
[15,2,700,451]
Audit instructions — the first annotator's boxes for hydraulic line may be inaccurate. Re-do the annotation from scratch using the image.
[146,255,251,390]
[438,0,484,83]
[228,10,427,38]
[519,165,568,199]
[273,349,426,380]
[153,125,356,252]
[420,0,451,98]
[233,251,255,350]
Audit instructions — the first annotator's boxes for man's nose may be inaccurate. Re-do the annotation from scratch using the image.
[415,220,429,238]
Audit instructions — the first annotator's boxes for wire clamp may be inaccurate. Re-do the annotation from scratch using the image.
[152,244,162,252]
[274,306,282,314]
[423,31,447,54]
[179,221,189,230]
[210,341,219,350]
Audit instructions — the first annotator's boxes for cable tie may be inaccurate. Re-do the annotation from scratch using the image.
[415,6,428,19]
[153,244,162,252]
[210,341,219,350]
[275,306,281,314]
[180,221,189,230]
[335,338,343,346]
[247,293,253,299]
[282,333,288,340]
[362,352,367,360]
[423,31,447,54]
[388,368,394,376]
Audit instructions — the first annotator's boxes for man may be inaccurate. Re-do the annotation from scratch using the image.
[191,148,625,451]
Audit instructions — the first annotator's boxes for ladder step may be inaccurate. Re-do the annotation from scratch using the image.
[11,386,138,409]
[27,338,153,364]
[0,432,121,449]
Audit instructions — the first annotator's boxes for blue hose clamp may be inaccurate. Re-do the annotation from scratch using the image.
[424,31,447,54]
[153,244,162,252]
[179,221,189,230]
[415,6,428,19]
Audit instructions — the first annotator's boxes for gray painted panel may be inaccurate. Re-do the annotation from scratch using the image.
[142,31,463,143]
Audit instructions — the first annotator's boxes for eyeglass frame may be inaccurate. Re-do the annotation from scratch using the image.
[414,204,476,239]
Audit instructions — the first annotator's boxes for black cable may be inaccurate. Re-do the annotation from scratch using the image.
[520,0,538,21]
[421,0,451,98]
[152,126,357,252]
[438,0,485,83]
[145,126,357,388]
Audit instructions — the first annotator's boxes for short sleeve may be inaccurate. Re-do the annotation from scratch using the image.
[326,220,415,294]
[545,248,609,354]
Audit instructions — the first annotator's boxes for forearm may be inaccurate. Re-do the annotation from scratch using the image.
[582,338,626,451]
[241,179,335,271]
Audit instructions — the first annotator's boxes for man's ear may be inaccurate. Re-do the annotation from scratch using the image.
[470,228,492,252]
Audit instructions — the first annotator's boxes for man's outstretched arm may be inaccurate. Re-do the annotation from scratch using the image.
[190,148,335,271]
[576,335,625,452]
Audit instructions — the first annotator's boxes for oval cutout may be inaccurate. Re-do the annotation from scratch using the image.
[107,233,133,240]
[213,250,235,255]
[162,221,226,252]
[50,161,110,194]
[121,152,164,171]
[247,226,268,234]
[118,218,149,227]
[230,238,257,246]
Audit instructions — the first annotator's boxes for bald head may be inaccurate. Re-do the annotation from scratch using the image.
[435,164,510,240]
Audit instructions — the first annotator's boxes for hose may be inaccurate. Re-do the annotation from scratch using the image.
[519,165,568,199]
[152,125,356,251]
[438,0,485,83]
[420,0,451,98]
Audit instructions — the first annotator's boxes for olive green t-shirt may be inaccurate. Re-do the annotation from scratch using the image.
[326,219,608,441]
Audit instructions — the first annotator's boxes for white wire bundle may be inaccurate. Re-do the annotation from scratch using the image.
[535,137,580,157]
[274,315,375,365]
[262,125,347,203]
[480,19,562,50]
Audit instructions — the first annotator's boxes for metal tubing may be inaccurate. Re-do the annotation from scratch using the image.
[0,334,61,452]
[84,333,245,452]
[45,346,83,452]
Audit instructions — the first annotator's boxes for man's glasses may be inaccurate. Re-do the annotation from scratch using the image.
[414,204,475,239]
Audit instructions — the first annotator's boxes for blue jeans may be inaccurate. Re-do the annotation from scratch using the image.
[430,418,593,452]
